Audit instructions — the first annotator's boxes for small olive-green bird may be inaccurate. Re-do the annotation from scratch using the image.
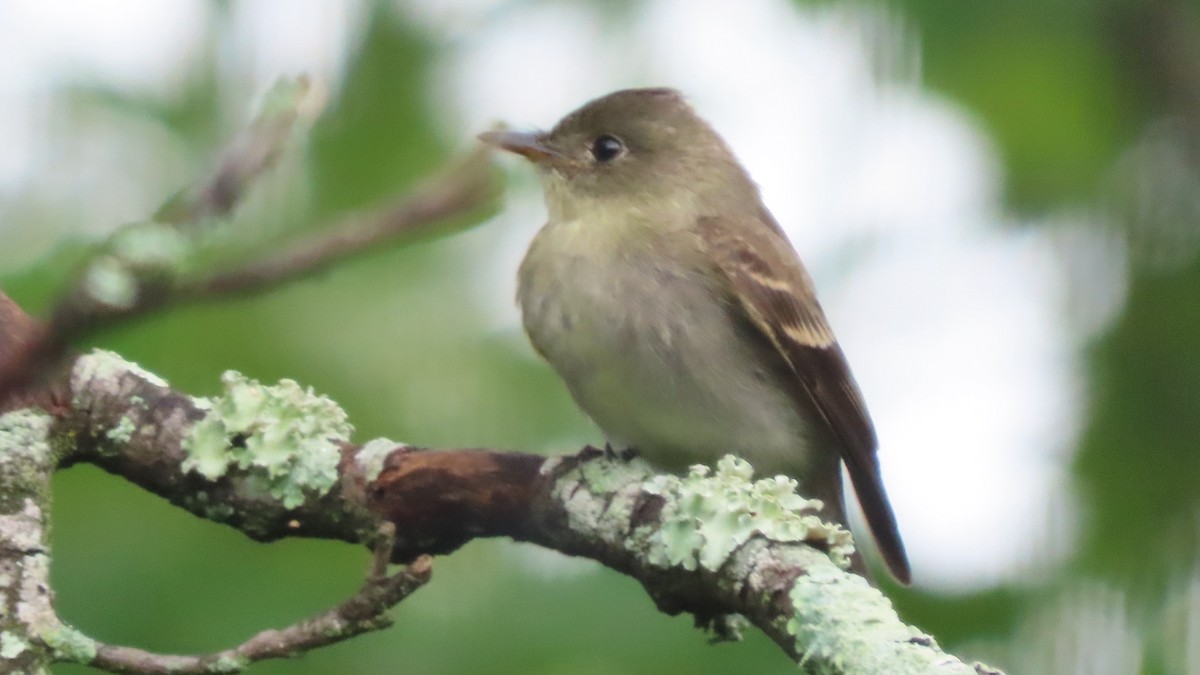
[481,88,910,583]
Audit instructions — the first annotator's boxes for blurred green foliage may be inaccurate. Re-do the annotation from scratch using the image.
[308,5,443,217]
[1075,255,1200,585]
[1,0,1197,672]
[900,0,1136,210]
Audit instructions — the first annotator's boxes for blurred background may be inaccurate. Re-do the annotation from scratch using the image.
[2,0,1198,672]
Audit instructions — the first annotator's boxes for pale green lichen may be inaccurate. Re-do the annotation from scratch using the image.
[355,438,400,483]
[15,556,52,630]
[643,455,854,572]
[71,350,169,410]
[81,255,137,309]
[207,653,248,672]
[184,491,236,523]
[552,457,650,544]
[41,623,97,663]
[104,415,137,444]
[581,455,655,494]
[0,411,54,501]
[181,371,352,509]
[0,500,46,560]
[0,411,52,464]
[0,632,29,659]
[108,221,189,270]
[784,564,969,673]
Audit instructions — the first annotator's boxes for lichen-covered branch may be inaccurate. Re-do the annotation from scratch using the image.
[62,352,383,547]
[374,448,996,673]
[0,410,67,673]
[0,345,998,674]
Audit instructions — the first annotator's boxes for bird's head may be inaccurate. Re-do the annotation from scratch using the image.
[480,88,757,222]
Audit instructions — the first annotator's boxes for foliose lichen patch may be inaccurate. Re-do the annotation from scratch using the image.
[642,455,855,572]
[181,371,352,508]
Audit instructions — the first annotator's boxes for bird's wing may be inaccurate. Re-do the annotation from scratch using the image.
[696,215,911,583]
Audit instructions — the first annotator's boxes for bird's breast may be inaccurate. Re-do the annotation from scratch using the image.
[517,218,814,473]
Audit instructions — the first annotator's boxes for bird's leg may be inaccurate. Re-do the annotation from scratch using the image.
[600,442,639,461]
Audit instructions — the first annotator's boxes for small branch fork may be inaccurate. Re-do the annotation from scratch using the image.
[0,75,497,404]
[86,526,432,675]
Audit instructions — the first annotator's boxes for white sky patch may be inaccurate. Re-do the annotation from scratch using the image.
[0,1,206,93]
[840,90,1003,239]
[834,227,1081,586]
[0,1,205,194]
[429,2,634,136]
[225,1,362,95]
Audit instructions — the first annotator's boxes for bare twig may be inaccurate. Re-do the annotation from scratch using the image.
[0,76,319,400]
[154,76,321,225]
[83,528,432,674]
[0,78,497,403]
[178,147,497,299]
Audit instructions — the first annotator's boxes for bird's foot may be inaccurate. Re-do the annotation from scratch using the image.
[602,443,640,462]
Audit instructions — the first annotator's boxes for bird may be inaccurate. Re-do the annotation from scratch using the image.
[480,87,910,583]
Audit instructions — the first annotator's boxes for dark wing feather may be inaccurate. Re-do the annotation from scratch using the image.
[696,216,911,584]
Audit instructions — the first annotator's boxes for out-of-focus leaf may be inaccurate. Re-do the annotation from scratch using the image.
[307,4,443,217]
[895,0,1137,210]
[1074,255,1200,588]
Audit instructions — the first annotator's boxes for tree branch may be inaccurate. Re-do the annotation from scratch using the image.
[0,76,498,403]
[154,77,322,226]
[0,336,996,674]
[0,77,319,400]
[177,148,496,300]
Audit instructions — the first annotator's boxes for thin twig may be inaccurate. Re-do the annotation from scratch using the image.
[82,528,431,674]
[0,77,498,403]
[178,147,496,299]
[0,76,318,401]
[154,76,321,225]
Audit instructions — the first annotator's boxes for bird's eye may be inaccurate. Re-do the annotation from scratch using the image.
[591,135,625,163]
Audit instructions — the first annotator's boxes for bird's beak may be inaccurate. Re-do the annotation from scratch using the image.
[478,129,568,166]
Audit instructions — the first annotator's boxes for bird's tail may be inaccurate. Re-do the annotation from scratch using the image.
[844,467,912,585]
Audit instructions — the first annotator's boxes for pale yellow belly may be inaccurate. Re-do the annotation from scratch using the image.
[518,232,816,475]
